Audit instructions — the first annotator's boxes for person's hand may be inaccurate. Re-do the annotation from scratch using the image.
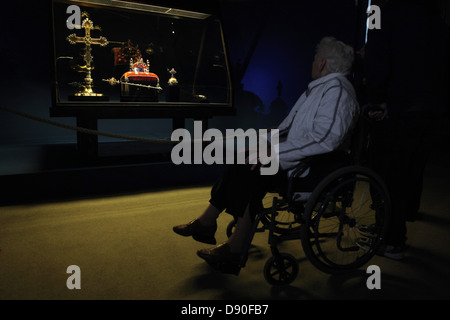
[245,147,260,170]
[357,46,365,59]
[245,142,272,171]
[367,103,388,121]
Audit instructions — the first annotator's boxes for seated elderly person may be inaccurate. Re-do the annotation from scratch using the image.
[173,36,359,274]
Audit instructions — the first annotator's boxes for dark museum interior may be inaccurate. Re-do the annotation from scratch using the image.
[1,0,450,302]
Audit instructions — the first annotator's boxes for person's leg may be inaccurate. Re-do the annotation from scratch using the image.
[226,205,253,253]
[404,115,433,221]
[173,164,259,245]
[196,205,253,275]
[196,170,287,273]
[369,116,410,259]
[197,204,221,227]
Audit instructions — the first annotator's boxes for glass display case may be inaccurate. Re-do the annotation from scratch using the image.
[49,0,235,158]
[51,0,232,105]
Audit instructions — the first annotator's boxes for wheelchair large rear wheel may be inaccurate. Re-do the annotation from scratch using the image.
[301,166,390,274]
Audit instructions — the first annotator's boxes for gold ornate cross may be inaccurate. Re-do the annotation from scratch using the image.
[67,12,108,97]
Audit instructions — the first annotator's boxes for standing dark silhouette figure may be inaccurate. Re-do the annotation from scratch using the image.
[364,0,449,259]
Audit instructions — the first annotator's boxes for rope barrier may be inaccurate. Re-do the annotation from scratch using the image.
[0,104,273,144]
[0,104,175,144]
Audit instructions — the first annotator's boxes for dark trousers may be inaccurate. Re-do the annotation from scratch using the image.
[367,112,438,246]
[209,151,351,220]
[209,164,288,220]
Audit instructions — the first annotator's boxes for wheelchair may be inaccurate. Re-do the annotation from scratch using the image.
[226,119,391,286]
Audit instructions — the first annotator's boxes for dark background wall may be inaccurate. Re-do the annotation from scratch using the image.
[0,0,449,204]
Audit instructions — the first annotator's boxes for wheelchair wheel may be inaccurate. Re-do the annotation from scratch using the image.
[226,193,302,238]
[301,166,390,274]
[260,193,303,235]
[263,253,299,286]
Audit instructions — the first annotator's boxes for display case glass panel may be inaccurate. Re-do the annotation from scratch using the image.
[50,0,232,106]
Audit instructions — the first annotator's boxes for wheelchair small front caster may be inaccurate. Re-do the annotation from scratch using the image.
[263,253,299,286]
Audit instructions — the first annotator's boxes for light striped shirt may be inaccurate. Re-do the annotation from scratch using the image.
[275,72,359,171]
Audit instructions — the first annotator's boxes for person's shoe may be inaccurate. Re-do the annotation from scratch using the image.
[357,224,378,239]
[197,243,242,275]
[356,237,373,252]
[377,244,406,260]
[173,219,217,245]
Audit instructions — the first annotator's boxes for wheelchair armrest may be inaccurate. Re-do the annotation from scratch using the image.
[285,151,350,201]
[286,160,311,201]
[288,153,329,183]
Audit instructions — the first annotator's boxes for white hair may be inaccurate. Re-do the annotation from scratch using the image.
[316,37,354,75]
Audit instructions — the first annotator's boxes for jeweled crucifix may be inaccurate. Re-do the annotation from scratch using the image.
[67,12,108,97]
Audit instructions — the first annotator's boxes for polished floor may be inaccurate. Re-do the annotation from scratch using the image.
[0,149,450,301]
